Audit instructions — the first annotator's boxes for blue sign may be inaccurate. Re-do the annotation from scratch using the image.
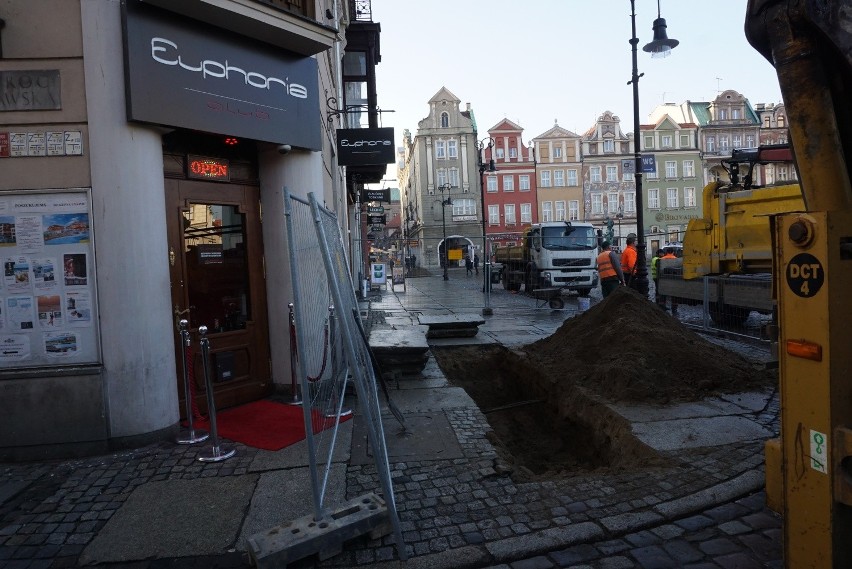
[641,155,656,174]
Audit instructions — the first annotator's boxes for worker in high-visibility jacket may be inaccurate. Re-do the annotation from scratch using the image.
[596,240,625,298]
[620,233,638,289]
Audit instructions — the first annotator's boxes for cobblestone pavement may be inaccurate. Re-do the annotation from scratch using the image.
[0,272,785,568]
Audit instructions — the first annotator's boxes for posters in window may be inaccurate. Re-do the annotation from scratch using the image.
[6,295,34,330]
[64,290,91,327]
[0,335,30,361]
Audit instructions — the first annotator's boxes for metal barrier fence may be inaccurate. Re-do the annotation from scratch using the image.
[283,189,406,559]
[657,272,774,343]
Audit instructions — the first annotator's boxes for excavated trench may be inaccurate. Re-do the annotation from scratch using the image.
[430,287,776,482]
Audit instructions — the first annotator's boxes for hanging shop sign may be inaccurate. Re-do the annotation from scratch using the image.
[367,205,384,214]
[336,128,395,166]
[361,189,390,203]
[370,225,384,232]
[187,155,230,182]
[368,215,386,225]
[122,0,320,150]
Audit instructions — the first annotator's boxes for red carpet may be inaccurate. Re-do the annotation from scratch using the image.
[195,400,351,451]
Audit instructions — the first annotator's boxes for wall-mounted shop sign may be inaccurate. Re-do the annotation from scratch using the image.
[0,131,83,158]
[122,0,321,150]
[653,212,700,222]
[0,70,61,112]
[187,155,230,182]
[361,189,390,203]
[336,128,395,166]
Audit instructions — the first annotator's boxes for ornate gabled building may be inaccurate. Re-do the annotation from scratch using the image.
[640,111,702,250]
[531,122,583,227]
[398,87,483,269]
[754,103,798,186]
[581,111,636,250]
[482,119,537,250]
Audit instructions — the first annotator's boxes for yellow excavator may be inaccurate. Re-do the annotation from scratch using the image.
[745,0,852,566]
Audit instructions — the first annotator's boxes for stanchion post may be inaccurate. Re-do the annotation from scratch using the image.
[287,303,303,406]
[197,325,235,462]
[176,319,208,444]
[324,304,352,419]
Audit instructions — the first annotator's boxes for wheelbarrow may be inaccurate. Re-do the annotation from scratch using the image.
[529,287,565,309]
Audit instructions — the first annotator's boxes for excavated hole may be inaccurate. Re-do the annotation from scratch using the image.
[431,344,666,482]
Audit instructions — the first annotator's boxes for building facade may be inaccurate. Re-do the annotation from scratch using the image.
[531,123,583,228]
[398,87,482,270]
[0,0,383,459]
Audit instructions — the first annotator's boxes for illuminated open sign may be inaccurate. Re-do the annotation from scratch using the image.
[187,155,230,182]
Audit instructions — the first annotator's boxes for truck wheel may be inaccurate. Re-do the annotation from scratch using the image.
[525,270,540,293]
[708,302,750,326]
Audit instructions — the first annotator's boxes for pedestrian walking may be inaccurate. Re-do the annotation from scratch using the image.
[621,233,638,289]
[465,256,473,276]
[651,248,663,308]
[596,240,625,298]
[659,247,679,315]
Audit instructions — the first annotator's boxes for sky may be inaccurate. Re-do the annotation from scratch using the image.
[370,0,783,180]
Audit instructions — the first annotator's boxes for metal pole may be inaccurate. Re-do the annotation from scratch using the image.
[176,319,208,444]
[630,0,650,297]
[478,141,494,314]
[287,303,302,406]
[197,325,235,462]
[442,198,449,281]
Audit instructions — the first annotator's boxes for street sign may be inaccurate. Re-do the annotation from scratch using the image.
[621,159,635,174]
[367,205,385,214]
[641,155,656,173]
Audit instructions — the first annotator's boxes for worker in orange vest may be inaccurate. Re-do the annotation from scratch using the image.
[620,233,638,289]
[659,246,680,315]
[596,240,625,298]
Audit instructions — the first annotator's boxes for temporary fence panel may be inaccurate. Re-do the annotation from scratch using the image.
[283,189,406,559]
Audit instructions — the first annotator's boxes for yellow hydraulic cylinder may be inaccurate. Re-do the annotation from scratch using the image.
[775,210,852,568]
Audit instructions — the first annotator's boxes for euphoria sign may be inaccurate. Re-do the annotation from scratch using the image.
[786,253,824,298]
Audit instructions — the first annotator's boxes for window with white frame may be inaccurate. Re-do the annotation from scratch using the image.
[521,203,532,223]
[683,160,695,178]
[733,135,742,148]
[606,165,618,182]
[503,177,514,192]
[667,188,679,208]
[441,112,449,127]
[603,139,614,153]
[766,167,775,184]
[488,204,500,225]
[707,137,715,152]
[509,147,517,158]
[719,109,727,120]
[436,140,446,159]
[607,192,619,213]
[684,187,696,207]
[592,193,603,214]
[644,135,654,149]
[437,168,448,187]
[590,166,602,183]
[624,191,635,213]
[648,188,660,208]
[519,175,530,191]
[448,139,458,158]
[449,168,460,187]
[746,135,755,148]
[624,171,634,181]
[778,166,790,181]
[504,204,516,224]
[567,169,578,186]
[665,161,677,178]
[732,109,741,119]
[487,176,497,192]
[554,170,565,186]
[668,226,681,242]
[568,200,579,220]
[662,135,673,148]
[453,198,476,216]
[555,201,566,221]
[680,134,690,147]
[554,146,562,158]
[720,136,729,151]
[542,202,553,222]
[540,171,551,187]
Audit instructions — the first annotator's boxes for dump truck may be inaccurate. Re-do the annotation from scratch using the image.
[493,221,599,296]
[657,144,804,325]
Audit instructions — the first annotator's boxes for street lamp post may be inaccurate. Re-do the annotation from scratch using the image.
[629,0,678,296]
[617,207,624,248]
[477,137,496,311]
[438,183,452,281]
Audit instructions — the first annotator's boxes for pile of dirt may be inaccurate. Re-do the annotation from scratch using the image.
[524,286,776,403]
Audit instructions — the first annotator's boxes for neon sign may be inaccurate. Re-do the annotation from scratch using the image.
[187,155,230,182]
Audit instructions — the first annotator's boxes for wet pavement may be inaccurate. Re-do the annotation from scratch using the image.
[0,270,783,568]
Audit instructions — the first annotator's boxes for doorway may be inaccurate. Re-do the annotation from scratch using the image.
[166,179,272,416]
